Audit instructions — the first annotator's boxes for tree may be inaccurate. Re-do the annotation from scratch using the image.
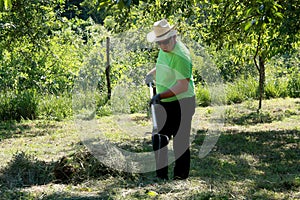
[0,0,85,93]
[203,0,300,111]
[0,0,56,90]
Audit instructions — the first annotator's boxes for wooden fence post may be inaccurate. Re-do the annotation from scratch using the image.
[106,37,111,100]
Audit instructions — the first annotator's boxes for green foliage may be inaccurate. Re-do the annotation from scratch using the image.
[205,0,300,56]
[96,102,112,117]
[0,0,85,93]
[210,47,256,82]
[38,21,86,94]
[0,90,38,121]
[226,76,258,104]
[195,84,211,107]
[0,0,14,11]
[96,86,149,116]
[202,0,300,110]
[0,90,74,122]
[1,0,299,121]
[265,77,289,99]
[129,86,149,113]
[264,50,300,99]
[38,93,73,121]
[287,72,300,98]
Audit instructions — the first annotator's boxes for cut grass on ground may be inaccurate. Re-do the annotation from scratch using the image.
[0,98,299,200]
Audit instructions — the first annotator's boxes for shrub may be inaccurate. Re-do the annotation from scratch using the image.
[14,90,38,120]
[129,86,149,113]
[38,93,73,121]
[109,84,149,114]
[226,76,258,104]
[195,84,211,107]
[95,92,112,117]
[287,73,300,98]
[0,90,38,121]
[97,103,112,117]
[0,92,12,121]
[265,77,289,99]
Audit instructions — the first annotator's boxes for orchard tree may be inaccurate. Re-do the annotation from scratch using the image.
[204,0,300,111]
[0,0,61,90]
[0,0,84,93]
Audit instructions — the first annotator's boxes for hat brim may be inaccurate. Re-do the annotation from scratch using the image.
[147,28,177,43]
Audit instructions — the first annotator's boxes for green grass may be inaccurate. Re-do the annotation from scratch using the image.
[0,98,299,200]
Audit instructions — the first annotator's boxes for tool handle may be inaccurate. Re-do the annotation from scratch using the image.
[149,82,154,98]
[149,82,158,135]
[151,104,158,134]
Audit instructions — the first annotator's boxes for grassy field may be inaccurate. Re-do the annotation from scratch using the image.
[0,98,299,200]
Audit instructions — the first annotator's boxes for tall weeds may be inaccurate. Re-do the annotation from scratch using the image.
[0,90,38,121]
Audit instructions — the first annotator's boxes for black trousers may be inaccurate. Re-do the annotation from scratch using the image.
[154,96,195,179]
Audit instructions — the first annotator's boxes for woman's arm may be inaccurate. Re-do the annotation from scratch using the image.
[159,78,190,99]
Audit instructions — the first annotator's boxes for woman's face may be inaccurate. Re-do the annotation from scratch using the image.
[156,36,176,52]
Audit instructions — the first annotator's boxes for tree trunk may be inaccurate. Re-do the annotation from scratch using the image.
[258,56,265,111]
[106,37,111,100]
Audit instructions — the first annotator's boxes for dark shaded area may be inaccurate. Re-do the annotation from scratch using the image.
[0,121,61,140]
[0,121,26,140]
[226,108,299,125]
[0,152,54,188]
[191,128,300,197]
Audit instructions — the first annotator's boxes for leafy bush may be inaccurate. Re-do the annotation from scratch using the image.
[0,90,38,121]
[226,76,258,104]
[38,93,73,121]
[129,86,149,113]
[97,103,113,117]
[0,92,12,121]
[195,84,211,107]
[287,73,300,98]
[95,92,112,117]
[265,77,289,99]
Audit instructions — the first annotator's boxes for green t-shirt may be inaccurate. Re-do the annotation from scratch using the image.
[156,41,195,102]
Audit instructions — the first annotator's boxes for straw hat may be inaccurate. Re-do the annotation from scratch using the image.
[147,19,177,42]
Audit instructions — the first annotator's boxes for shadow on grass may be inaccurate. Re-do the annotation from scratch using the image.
[231,111,274,125]
[1,190,109,200]
[0,152,54,189]
[0,120,61,140]
[226,110,292,125]
[0,148,153,199]
[191,128,300,197]
[0,121,28,140]
[1,126,299,199]
[225,102,300,126]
